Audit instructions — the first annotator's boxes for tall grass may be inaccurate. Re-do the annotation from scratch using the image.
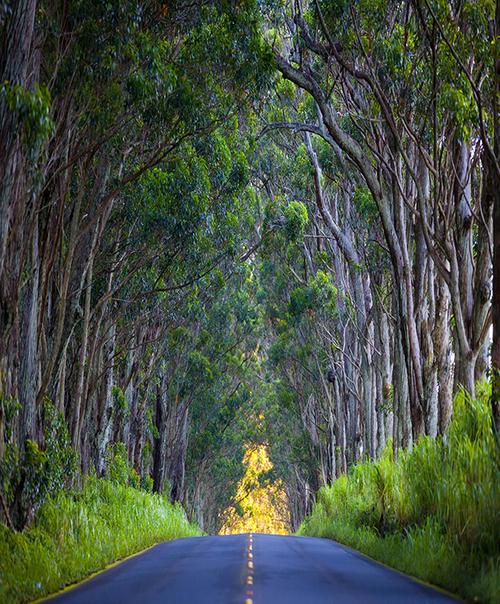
[0,477,201,603]
[298,382,500,603]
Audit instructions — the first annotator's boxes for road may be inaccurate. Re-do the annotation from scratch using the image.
[45,534,460,603]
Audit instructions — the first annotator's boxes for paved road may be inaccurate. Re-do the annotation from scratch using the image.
[46,534,460,604]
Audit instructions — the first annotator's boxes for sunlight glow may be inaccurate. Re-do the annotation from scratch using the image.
[219,445,289,534]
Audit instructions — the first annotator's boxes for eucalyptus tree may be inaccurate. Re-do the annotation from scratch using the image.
[1,0,497,534]
[0,0,272,528]
[259,0,494,446]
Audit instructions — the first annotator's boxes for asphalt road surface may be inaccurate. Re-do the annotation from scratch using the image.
[46,533,460,604]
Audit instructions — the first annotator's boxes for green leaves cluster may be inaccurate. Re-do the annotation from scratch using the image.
[289,271,337,318]
[0,82,53,155]
[283,201,308,242]
[0,400,76,529]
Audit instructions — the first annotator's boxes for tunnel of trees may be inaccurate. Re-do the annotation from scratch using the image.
[0,0,498,539]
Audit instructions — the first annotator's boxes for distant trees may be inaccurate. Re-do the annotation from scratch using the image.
[220,444,289,534]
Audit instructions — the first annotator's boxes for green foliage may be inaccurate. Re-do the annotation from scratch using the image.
[140,473,154,493]
[187,351,214,384]
[42,401,77,490]
[289,287,314,317]
[112,385,128,416]
[179,267,267,531]
[439,81,477,140]
[111,385,129,434]
[0,399,76,529]
[353,187,377,222]
[105,442,131,486]
[0,477,201,603]
[283,201,308,242]
[105,442,151,492]
[289,271,337,318]
[299,384,500,603]
[0,82,53,153]
[0,397,20,441]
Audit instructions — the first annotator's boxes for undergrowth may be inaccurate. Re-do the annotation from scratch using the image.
[0,476,201,603]
[298,382,500,603]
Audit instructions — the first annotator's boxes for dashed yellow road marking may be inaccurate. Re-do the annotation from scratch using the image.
[244,534,254,604]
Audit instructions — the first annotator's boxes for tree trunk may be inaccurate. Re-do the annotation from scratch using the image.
[492,0,500,432]
[434,279,453,434]
[18,213,40,444]
[95,321,116,474]
[0,0,38,440]
[153,371,169,493]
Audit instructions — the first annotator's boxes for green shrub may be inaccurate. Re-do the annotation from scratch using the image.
[0,476,202,603]
[0,399,76,529]
[106,442,131,485]
[298,383,500,603]
[105,442,152,491]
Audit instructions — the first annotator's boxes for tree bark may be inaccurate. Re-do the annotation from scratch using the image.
[18,212,40,444]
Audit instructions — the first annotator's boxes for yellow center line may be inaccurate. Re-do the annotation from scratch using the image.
[244,534,254,604]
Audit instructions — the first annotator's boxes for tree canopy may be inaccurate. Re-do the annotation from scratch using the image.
[0,0,498,535]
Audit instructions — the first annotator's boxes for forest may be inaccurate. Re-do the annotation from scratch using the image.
[0,0,498,602]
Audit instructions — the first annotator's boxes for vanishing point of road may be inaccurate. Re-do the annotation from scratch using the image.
[45,534,459,603]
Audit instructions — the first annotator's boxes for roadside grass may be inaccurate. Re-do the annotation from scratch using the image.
[298,382,500,603]
[0,477,202,603]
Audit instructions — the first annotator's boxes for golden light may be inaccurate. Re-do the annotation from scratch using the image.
[219,444,289,534]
